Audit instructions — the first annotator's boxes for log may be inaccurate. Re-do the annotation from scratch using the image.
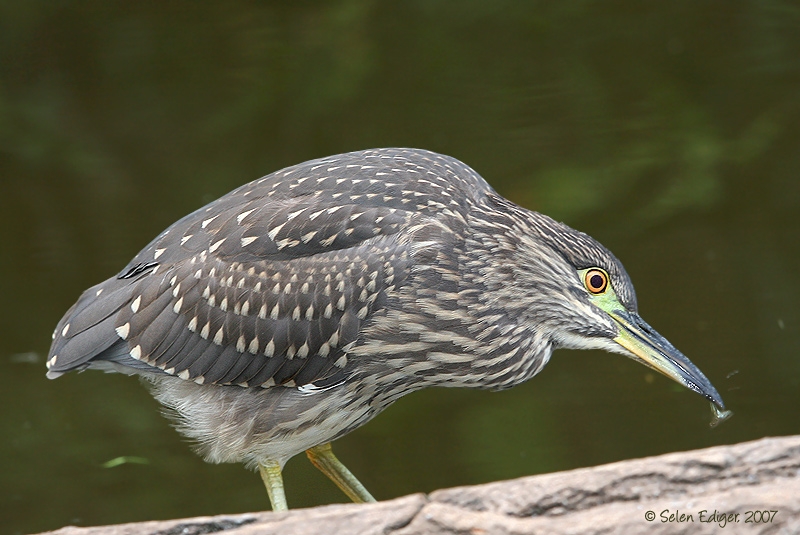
[40,435,800,535]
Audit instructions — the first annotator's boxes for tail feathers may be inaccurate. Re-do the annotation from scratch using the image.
[46,278,138,377]
[64,339,168,377]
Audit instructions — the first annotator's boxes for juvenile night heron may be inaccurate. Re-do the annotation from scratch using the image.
[47,148,725,511]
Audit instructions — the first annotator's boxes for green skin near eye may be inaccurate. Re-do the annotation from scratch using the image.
[577,268,731,427]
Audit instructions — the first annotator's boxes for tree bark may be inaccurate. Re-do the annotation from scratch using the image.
[40,435,800,535]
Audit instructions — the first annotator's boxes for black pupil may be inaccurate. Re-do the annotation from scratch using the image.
[590,273,605,290]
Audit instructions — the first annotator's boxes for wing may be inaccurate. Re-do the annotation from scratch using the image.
[46,148,492,388]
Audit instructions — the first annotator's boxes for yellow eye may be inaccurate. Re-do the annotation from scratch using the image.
[584,268,608,294]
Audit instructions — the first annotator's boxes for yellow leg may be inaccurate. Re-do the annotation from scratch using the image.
[258,459,288,511]
[306,442,376,503]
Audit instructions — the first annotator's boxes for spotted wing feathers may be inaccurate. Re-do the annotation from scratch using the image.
[47,148,487,388]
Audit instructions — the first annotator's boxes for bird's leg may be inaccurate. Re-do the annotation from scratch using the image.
[258,459,288,511]
[306,442,376,504]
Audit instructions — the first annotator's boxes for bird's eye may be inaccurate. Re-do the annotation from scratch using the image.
[584,268,608,294]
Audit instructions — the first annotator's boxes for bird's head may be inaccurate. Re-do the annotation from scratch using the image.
[502,206,726,412]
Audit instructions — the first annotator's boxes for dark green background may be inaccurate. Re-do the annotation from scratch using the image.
[2,2,798,534]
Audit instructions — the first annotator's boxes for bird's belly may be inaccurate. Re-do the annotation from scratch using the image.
[148,375,377,468]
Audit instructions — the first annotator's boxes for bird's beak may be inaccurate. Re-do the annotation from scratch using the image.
[609,309,725,410]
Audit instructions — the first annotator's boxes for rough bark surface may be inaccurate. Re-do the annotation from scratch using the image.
[40,435,800,535]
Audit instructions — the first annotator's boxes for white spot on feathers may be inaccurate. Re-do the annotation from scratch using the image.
[115,323,130,340]
[213,327,224,345]
[237,208,256,224]
[267,222,285,241]
[297,342,309,358]
[209,238,226,253]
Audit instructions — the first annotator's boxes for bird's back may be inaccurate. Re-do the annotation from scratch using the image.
[47,148,496,391]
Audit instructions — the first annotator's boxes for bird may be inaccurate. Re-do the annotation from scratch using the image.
[46,147,726,511]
